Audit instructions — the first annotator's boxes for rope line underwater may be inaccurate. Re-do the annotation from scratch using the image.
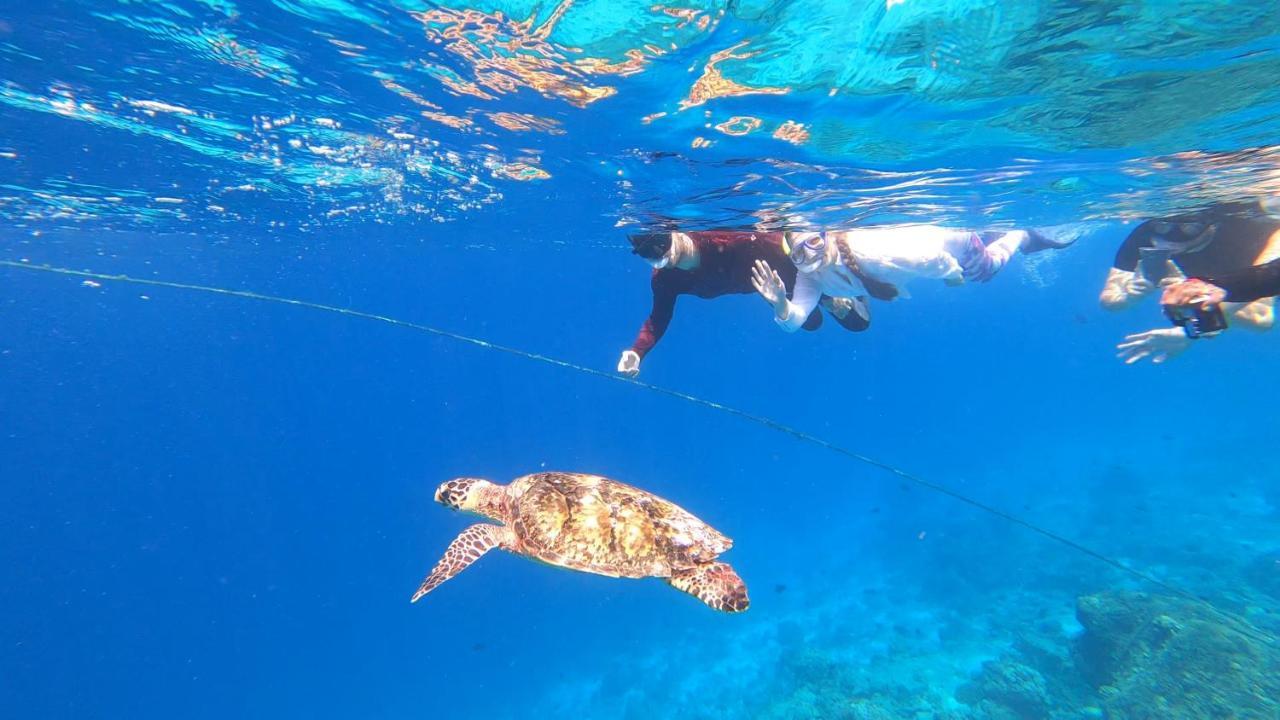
[2,259,1272,644]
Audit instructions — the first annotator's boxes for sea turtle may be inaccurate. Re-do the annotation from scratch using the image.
[411,471,750,612]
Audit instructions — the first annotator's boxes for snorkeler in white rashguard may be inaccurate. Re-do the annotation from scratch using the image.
[751,226,1074,331]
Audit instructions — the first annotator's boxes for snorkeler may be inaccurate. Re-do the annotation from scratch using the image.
[617,231,870,377]
[751,225,1073,332]
[1097,204,1278,364]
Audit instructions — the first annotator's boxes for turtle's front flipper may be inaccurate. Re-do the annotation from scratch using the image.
[669,562,750,613]
[411,523,514,603]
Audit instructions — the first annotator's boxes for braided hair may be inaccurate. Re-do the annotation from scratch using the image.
[834,236,899,301]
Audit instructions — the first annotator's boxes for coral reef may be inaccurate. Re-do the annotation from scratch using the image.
[534,586,1280,720]
[956,657,1051,719]
[525,468,1280,720]
[757,645,967,720]
[1074,591,1280,720]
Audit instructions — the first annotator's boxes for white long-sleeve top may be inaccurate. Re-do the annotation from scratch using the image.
[775,226,975,332]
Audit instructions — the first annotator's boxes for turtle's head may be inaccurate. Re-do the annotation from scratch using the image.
[435,477,504,520]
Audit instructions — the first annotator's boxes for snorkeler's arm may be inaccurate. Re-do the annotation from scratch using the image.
[776,272,821,332]
[1200,258,1280,305]
[630,272,679,358]
[1214,229,1280,330]
[1099,267,1151,310]
[1225,298,1274,331]
[1100,227,1156,309]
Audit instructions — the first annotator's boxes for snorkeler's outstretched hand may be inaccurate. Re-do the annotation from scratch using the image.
[1115,327,1191,365]
[751,259,787,308]
[617,350,641,377]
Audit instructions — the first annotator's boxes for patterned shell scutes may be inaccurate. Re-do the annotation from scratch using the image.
[507,472,731,578]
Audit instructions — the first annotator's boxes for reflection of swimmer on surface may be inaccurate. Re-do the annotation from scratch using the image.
[1098,203,1278,364]
[617,231,870,377]
[751,225,1074,332]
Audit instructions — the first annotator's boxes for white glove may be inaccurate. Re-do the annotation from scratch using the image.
[617,350,641,377]
[1116,327,1191,365]
[750,259,789,318]
[750,259,786,305]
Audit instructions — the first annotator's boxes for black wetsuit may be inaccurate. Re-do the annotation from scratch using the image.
[628,231,871,360]
[1204,257,1280,303]
[1112,216,1277,278]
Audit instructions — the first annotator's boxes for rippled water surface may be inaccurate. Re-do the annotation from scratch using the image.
[4,1,1280,231]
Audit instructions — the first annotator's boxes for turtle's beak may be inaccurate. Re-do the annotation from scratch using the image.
[433,480,455,507]
[433,479,471,510]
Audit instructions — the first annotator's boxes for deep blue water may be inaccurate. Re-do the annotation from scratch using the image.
[3,2,1280,719]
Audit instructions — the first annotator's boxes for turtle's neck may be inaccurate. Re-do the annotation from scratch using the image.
[472,483,511,523]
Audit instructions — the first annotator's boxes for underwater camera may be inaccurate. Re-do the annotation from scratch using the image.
[1165,302,1228,339]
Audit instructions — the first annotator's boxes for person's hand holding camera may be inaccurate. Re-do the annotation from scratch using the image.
[1160,278,1227,313]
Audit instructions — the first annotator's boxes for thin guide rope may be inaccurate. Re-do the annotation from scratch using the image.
[1,259,1271,644]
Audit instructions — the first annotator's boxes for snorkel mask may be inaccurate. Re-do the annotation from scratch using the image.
[1147,218,1217,255]
[629,233,674,269]
[783,232,828,273]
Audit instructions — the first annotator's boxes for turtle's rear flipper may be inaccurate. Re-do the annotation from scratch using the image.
[669,562,750,613]
[411,523,513,603]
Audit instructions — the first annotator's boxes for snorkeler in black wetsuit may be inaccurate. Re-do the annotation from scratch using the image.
[1100,203,1280,362]
[1105,209,1278,289]
[616,230,871,377]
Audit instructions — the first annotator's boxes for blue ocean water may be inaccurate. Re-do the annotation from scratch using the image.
[3,2,1280,718]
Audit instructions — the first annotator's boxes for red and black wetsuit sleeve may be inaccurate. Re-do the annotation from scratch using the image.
[1204,257,1280,303]
[630,270,686,358]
